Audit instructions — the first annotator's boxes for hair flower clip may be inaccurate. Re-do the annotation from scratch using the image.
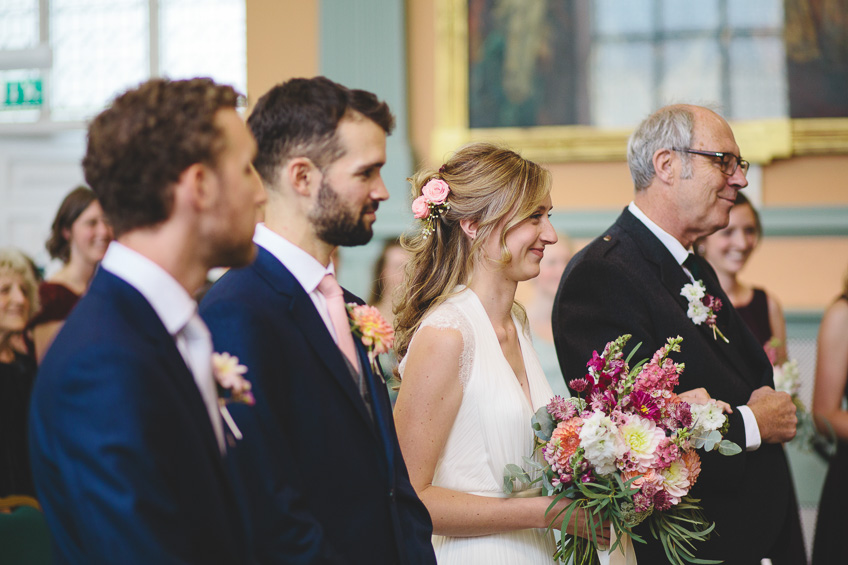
[412,178,451,239]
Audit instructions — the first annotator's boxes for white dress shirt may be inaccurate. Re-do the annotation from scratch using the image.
[100,241,226,453]
[628,202,762,451]
[254,223,348,349]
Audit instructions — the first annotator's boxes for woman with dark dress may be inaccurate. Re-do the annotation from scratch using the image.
[29,186,112,361]
[697,192,787,362]
[811,269,848,564]
[0,247,40,498]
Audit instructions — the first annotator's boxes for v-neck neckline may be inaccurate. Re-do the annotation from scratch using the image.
[462,287,536,412]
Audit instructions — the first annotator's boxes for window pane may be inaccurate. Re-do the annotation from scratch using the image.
[660,39,721,107]
[51,0,148,122]
[730,0,784,29]
[730,36,787,119]
[661,0,720,32]
[0,0,39,50]
[159,0,246,95]
[594,0,654,36]
[592,42,654,127]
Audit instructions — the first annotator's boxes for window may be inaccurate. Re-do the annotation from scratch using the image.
[0,0,246,125]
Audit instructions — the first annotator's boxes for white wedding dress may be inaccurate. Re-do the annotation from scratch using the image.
[400,286,557,564]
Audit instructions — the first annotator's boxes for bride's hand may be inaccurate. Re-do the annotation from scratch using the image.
[679,387,733,414]
[545,496,611,548]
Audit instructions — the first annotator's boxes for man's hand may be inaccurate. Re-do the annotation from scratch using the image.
[747,386,797,444]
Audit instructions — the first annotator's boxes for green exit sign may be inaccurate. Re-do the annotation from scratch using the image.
[4,79,43,108]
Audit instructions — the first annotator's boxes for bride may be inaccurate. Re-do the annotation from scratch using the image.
[393,143,606,564]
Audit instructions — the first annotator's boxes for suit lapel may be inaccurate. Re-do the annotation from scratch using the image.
[618,210,765,388]
[93,271,246,537]
[345,292,395,482]
[253,247,379,431]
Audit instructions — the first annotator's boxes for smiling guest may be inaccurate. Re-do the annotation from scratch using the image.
[200,76,435,564]
[30,186,112,361]
[553,104,804,564]
[695,193,787,362]
[0,247,39,498]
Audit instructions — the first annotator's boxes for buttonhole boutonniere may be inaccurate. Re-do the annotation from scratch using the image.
[346,304,395,381]
[212,352,255,440]
[680,281,729,343]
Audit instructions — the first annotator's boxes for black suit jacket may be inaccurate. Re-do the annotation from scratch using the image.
[200,245,435,565]
[29,269,250,564]
[552,208,799,563]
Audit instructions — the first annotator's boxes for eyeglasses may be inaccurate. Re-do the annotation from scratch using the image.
[672,148,749,176]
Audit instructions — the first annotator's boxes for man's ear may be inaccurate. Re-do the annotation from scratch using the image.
[286,157,320,197]
[175,163,211,210]
[459,218,478,240]
[653,148,675,185]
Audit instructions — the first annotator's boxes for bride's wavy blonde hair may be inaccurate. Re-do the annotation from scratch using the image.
[393,142,551,368]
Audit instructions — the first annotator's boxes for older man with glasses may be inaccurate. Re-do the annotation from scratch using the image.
[552,104,805,564]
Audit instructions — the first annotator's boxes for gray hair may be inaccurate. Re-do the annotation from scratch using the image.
[627,105,696,191]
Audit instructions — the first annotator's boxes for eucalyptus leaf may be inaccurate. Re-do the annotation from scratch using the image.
[531,405,555,442]
[718,439,742,456]
[703,430,721,451]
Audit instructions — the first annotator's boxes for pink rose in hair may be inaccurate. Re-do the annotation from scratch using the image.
[412,196,429,219]
[422,179,450,204]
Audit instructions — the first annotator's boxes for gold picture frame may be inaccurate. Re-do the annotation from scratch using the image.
[432,0,848,165]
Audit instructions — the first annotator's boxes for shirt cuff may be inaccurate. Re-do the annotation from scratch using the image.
[737,405,762,451]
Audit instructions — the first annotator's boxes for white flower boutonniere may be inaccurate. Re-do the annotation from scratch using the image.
[212,352,255,440]
[680,281,729,343]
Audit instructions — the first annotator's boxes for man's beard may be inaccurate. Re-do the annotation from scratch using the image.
[309,177,377,247]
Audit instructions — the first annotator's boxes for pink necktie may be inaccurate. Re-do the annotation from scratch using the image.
[318,273,359,371]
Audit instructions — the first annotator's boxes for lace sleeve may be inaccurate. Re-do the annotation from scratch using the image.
[398,303,476,389]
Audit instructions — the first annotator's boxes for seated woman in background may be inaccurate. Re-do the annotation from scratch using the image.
[0,247,40,498]
[29,186,112,361]
[696,192,787,362]
[811,267,848,565]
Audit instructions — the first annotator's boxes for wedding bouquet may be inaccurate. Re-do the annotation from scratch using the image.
[504,335,740,565]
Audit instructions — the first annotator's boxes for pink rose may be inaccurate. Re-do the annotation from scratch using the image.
[411,196,429,219]
[421,178,450,205]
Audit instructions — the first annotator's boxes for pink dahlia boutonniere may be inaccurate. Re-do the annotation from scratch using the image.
[680,281,729,343]
[346,303,395,380]
[212,352,255,440]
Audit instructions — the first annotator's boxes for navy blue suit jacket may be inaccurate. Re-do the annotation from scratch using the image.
[553,208,803,563]
[200,246,435,565]
[29,269,250,565]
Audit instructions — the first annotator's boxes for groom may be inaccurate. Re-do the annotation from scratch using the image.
[552,104,805,564]
[29,78,266,563]
[200,76,435,564]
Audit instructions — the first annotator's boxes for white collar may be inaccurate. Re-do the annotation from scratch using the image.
[627,202,691,265]
[253,223,335,293]
[100,241,197,335]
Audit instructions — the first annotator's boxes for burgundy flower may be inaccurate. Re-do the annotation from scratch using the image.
[586,350,605,374]
[568,378,589,394]
[629,390,660,421]
[653,489,674,512]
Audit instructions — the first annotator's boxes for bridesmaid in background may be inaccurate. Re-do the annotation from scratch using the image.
[29,186,112,361]
[811,268,848,565]
[696,192,788,363]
